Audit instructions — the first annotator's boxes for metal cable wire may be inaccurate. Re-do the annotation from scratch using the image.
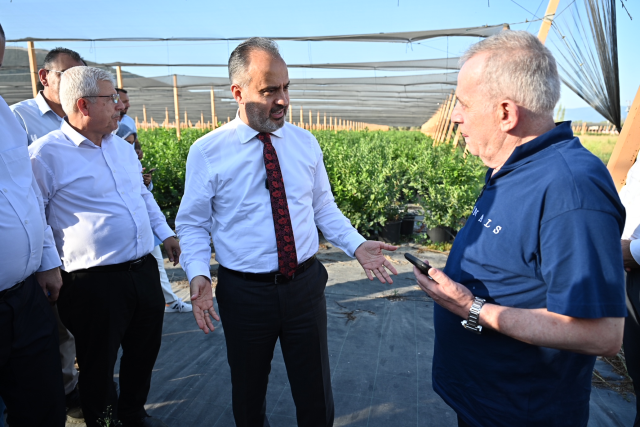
[550,0,621,131]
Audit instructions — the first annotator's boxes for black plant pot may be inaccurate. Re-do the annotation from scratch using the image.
[400,215,415,236]
[380,220,402,243]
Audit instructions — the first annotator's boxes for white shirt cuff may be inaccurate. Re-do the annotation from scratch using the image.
[154,223,175,244]
[344,233,367,258]
[184,260,212,284]
[630,240,640,266]
[37,247,62,272]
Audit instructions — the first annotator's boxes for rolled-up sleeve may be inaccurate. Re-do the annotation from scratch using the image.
[176,144,215,283]
[311,141,365,257]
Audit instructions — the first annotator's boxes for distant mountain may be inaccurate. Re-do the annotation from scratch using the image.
[563,107,628,124]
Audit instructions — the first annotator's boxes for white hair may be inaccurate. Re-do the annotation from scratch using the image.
[59,66,115,115]
[460,30,561,115]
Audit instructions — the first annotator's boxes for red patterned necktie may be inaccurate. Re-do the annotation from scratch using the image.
[257,132,298,278]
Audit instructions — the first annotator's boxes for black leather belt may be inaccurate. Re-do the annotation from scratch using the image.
[77,254,149,273]
[222,255,317,284]
[0,276,29,302]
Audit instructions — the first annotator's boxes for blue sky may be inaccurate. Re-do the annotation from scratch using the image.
[1,0,637,116]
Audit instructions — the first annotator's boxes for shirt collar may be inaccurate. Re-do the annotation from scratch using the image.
[35,91,54,117]
[234,110,284,144]
[496,121,575,174]
[61,118,110,148]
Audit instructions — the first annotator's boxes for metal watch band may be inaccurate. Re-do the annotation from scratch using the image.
[461,297,486,334]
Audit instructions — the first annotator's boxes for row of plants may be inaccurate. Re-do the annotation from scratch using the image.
[138,128,486,234]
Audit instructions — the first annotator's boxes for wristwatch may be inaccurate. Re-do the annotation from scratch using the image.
[461,297,486,334]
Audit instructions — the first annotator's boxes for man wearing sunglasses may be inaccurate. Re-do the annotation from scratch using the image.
[10,47,86,144]
[28,66,179,427]
[9,46,86,423]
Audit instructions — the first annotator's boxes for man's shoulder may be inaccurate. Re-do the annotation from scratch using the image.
[9,98,38,113]
[29,130,67,156]
[540,138,621,217]
[191,122,239,150]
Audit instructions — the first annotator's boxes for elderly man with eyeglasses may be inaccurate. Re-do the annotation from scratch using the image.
[28,66,180,427]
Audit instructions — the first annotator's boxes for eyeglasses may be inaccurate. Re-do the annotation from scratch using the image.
[83,93,120,104]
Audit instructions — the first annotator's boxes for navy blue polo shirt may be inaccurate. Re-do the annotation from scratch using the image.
[433,122,626,427]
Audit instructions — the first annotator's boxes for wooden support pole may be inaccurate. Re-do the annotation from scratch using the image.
[432,104,446,141]
[184,110,188,128]
[309,110,312,129]
[537,0,561,44]
[173,74,181,139]
[201,111,204,130]
[288,104,292,122]
[607,85,640,191]
[27,41,39,99]
[210,87,216,129]
[452,127,462,149]
[444,95,458,142]
[300,107,304,126]
[116,66,123,89]
[438,95,455,142]
[165,107,169,127]
[324,113,327,130]
[435,95,452,142]
[142,105,147,125]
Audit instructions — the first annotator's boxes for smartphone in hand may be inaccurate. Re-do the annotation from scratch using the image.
[405,253,433,280]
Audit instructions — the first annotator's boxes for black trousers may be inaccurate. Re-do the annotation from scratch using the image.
[624,269,640,427]
[216,259,334,427]
[57,255,165,427]
[0,275,66,427]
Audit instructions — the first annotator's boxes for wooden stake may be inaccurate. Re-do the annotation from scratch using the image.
[210,87,216,129]
[116,66,123,89]
[173,75,181,139]
[288,104,292,122]
[300,107,304,126]
[143,105,147,125]
[537,0,561,44]
[165,107,169,127]
[608,85,640,190]
[309,110,312,129]
[435,95,452,142]
[27,41,38,99]
[184,110,188,128]
[452,127,462,148]
[201,111,204,129]
[444,95,458,142]
[324,113,327,130]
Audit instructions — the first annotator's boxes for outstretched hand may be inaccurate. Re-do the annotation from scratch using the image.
[190,275,220,334]
[354,240,399,284]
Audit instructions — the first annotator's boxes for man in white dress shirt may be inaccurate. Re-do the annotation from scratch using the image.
[620,160,640,427]
[9,46,86,422]
[11,47,86,144]
[29,66,180,427]
[176,37,398,427]
[116,88,137,134]
[0,27,66,427]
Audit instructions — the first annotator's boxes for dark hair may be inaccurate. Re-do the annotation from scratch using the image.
[228,37,282,87]
[43,47,86,69]
[0,23,5,40]
[116,88,128,94]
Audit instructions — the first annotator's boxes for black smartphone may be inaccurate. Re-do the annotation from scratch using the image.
[405,253,433,279]
[147,168,157,174]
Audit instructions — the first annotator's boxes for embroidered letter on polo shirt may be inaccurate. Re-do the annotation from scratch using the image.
[493,226,502,234]
[484,219,492,228]
[478,215,484,222]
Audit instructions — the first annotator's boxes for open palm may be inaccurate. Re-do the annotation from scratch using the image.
[354,240,399,284]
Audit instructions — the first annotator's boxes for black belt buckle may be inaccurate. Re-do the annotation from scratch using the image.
[274,273,292,284]
[128,256,145,271]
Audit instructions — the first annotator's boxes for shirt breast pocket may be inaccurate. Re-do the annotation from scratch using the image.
[0,145,33,189]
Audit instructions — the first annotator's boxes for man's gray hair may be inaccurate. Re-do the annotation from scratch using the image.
[60,66,115,115]
[228,37,282,87]
[460,30,560,115]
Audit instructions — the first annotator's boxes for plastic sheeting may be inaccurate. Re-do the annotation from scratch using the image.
[6,24,504,43]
